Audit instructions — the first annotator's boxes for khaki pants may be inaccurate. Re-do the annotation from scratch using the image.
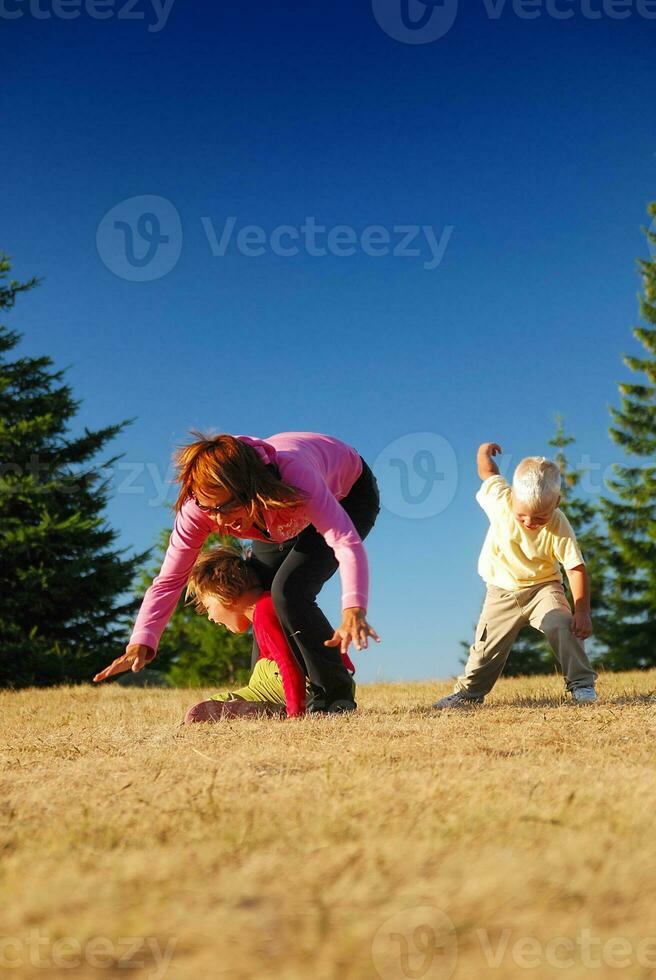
[456,581,597,698]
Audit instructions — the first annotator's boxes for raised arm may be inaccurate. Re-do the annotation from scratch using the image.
[477,442,502,481]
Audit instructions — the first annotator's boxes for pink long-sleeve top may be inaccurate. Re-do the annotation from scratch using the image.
[129,432,369,652]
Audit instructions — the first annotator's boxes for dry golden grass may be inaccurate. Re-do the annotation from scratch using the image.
[2,671,656,980]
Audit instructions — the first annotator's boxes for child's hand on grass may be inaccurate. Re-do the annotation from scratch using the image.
[571,608,593,640]
[324,607,380,654]
[92,644,155,683]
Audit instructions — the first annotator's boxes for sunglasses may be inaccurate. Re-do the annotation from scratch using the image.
[188,491,240,515]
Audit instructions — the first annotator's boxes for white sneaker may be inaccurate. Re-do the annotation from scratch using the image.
[432,691,484,710]
[571,686,597,704]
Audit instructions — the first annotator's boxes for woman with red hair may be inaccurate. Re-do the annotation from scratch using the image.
[94,431,380,713]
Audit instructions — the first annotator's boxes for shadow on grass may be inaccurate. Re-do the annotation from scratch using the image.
[597,693,656,706]
[368,693,655,714]
[506,693,656,709]
[501,697,573,708]
[373,704,487,718]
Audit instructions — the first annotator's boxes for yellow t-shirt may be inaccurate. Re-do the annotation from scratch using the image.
[476,475,584,590]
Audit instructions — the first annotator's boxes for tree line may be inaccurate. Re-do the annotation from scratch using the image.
[1,202,654,687]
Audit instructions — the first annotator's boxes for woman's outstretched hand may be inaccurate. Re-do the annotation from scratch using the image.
[93,644,155,683]
[324,607,381,655]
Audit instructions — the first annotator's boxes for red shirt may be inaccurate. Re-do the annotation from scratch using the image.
[252,592,355,718]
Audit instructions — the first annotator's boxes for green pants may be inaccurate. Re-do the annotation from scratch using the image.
[212,657,356,709]
[456,581,597,697]
[212,658,288,707]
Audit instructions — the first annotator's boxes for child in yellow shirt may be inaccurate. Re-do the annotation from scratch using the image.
[434,442,597,708]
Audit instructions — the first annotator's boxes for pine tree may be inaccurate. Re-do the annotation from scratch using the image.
[598,202,656,669]
[550,416,611,658]
[135,528,252,688]
[0,255,149,687]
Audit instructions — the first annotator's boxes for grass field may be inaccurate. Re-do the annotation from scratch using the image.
[2,671,656,980]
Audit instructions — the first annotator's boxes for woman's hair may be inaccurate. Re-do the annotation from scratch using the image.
[173,431,307,523]
[512,456,561,510]
[186,542,262,611]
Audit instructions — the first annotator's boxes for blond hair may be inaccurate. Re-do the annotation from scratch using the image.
[173,431,307,525]
[186,543,262,611]
[512,456,561,510]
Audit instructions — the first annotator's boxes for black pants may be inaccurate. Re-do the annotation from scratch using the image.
[248,456,380,703]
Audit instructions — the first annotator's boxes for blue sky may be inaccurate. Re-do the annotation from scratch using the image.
[2,1,655,682]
